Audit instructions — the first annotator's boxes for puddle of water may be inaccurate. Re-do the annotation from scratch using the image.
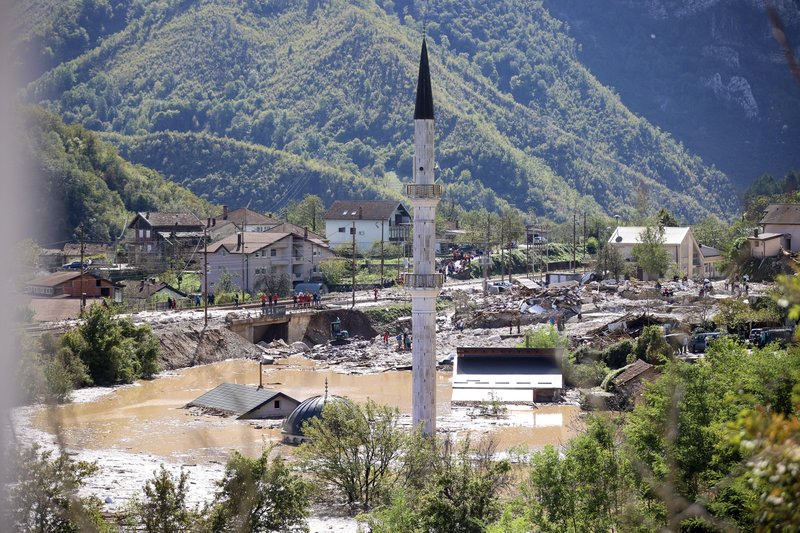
[31,359,579,464]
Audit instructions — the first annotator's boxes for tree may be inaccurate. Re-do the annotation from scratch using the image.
[208,448,310,533]
[299,399,405,512]
[692,215,731,251]
[59,305,160,386]
[3,445,110,532]
[656,207,678,227]
[598,244,625,280]
[631,225,670,279]
[319,257,349,285]
[287,194,325,234]
[128,466,197,532]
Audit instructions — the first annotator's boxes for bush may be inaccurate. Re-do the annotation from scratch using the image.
[207,448,310,532]
[127,466,198,532]
[521,325,570,349]
[60,305,161,386]
[3,445,111,532]
[633,325,673,364]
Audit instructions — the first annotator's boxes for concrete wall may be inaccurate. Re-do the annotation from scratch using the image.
[764,224,800,251]
[326,219,388,250]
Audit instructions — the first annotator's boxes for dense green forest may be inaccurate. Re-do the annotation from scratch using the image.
[24,106,212,243]
[14,0,738,223]
[544,0,800,190]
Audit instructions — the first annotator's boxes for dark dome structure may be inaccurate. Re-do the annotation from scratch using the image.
[281,394,349,445]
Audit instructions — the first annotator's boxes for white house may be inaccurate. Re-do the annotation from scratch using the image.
[323,200,411,251]
[607,226,705,280]
[748,204,800,258]
[203,230,332,294]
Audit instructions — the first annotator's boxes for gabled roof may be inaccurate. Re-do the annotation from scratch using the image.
[121,280,187,300]
[608,226,692,246]
[129,212,203,229]
[187,383,295,418]
[323,200,405,221]
[267,222,327,243]
[216,208,281,228]
[612,359,657,387]
[760,204,800,225]
[62,243,110,257]
[414,38,434,120]
[699,244,722,258]
[26,271,120,288]
[207,232,290,255]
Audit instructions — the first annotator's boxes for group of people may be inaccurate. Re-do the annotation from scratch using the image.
[383,328,412,351]
[724,274,750,295]
[260,292,282,309]
[293,291,321,308]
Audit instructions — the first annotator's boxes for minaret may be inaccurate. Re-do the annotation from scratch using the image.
[407,38,443,436]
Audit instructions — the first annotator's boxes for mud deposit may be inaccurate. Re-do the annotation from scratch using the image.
[16,357,579,526]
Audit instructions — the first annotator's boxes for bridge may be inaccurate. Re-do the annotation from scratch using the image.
[225,305,316,345]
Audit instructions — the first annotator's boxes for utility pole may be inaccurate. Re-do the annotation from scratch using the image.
[380,219,385,287]
[312,202,316,233]
[204,219,209,327]
[572,213,577,273]
[351,220,356,308]
[483,212,490,294]
[79,223,85,313]
[500,222,505,283]
[583,212,587,274]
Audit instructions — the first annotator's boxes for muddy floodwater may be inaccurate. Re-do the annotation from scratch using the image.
[31,357,580,464]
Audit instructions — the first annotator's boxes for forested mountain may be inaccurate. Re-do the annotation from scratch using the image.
[15,0,743,222]
[24,106,212,243]
[544,0,800,191]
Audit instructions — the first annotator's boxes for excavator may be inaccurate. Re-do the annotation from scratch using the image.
[330,317,351,346]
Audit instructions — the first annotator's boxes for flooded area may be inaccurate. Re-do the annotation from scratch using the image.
[29,357,580,463]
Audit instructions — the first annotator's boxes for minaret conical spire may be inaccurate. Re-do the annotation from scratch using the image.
[414,38,434,120]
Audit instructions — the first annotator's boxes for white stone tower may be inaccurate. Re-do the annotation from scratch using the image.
[407,38,443,436]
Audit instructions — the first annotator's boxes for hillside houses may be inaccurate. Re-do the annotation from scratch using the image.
[748,204,800,258]
[126,211,205,270]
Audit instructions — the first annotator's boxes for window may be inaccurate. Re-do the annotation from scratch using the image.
[145,230,151,238]
[270,249,277,257]
[274,400,280,409]
[138,229,144,238]
[95,279,101,287]
[338,227,345,233]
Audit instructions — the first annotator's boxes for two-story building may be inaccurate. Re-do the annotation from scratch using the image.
[323,200,411,251]
[607,226,706,280]
[126,212,205,270]
[203,230,332,294]
[748,204,800,258]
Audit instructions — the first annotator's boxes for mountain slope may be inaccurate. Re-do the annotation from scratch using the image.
[543,0,800,190]
[24,106,213,243]
[19,0,738,222]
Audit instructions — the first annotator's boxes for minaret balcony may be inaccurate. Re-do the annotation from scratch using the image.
[406,183,443,199]
[402,272,444,290]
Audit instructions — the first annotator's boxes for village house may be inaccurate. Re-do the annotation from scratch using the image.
[62,243,113,265]
[25,271,123,302]
[203,229,332,294]
[208,206,282,242]
[451,347,564,403]
[121,279,188,308]
[323,200,411,251]
[748,204,800,258]
[608,359,661,408]
[36,248,65,271]
[187,383,300,419]
[126,211,205,270]
[607,226,713,280]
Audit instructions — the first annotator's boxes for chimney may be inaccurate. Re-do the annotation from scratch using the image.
[222,205,229,220]
[237,232,242,250]
[304,226,308,239]
[754,228,760,237]
[358,206,363,220]
[145,212,150,219]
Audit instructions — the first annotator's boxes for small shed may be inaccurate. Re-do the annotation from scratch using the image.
[186,383,299,419]
[452,347,564,403]
[608,359,661,408]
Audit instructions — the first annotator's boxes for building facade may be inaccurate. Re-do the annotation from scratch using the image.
[323,200,411,251]
[203,230,332,294]
[607,226,704,280]
[126,212,205,270]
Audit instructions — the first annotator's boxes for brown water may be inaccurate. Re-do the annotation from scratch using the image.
[32,358,580,463]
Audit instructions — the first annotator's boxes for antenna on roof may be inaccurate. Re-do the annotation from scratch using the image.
[324,377,329,400]
[421,0,430,37]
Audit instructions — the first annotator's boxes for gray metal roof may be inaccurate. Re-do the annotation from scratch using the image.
[187,383,292,417]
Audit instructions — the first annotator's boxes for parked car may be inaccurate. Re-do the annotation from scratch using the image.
[756,328,794,348]
[62,259,91,269]
[747,328,764,346]
[689,332,722,353]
